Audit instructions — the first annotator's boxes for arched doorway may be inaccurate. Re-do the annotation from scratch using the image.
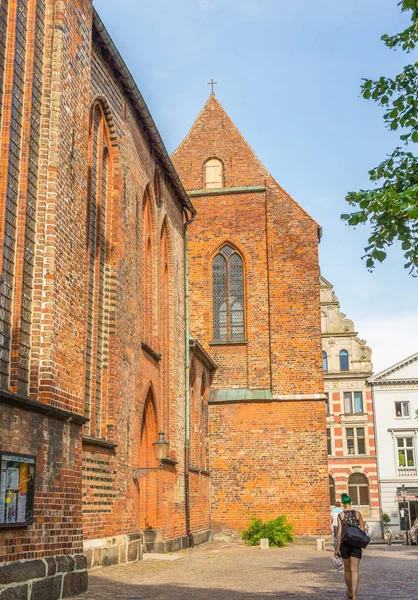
[139,387,159,530]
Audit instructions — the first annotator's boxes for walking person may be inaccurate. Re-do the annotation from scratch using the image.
[330,501,344,550]
[335,493,366,600]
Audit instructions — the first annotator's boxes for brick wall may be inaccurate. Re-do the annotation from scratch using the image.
[0,0,93,576]
[209,401,329,535]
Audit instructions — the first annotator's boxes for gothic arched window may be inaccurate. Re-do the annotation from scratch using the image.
[85,103,111,437]
[348,473,369,507]
[205,158,223,189]
[212,245,244,342]
[161,221,170,433]
[154,169,162,207]
[322,351,328,372]
[339,349,349,371]
[143,188,155,345]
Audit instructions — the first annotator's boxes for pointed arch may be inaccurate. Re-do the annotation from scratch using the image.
[160,216,172,438]
[143,184,156,346]
[154,168,163,207]
[139,385,160,529]
[84,99,118,437]
[211,243,245,342]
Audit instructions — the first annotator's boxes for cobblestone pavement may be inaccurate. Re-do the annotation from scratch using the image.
[69,542,418,600]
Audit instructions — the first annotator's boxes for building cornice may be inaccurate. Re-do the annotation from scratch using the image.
[369,379,418,386]
[189,339,217,371]
[187,185,266,198]
[0,389,88,424]
[325,372,372,380]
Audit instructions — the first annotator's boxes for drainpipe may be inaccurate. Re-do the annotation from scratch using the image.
[184,209,195,548]
[370,380,384,539]
[264,179,273,391]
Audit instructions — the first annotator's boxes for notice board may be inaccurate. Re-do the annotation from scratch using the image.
[0,452,36,527]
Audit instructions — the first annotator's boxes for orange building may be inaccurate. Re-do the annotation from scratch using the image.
[321,277,381,537]
[172,93,330,536]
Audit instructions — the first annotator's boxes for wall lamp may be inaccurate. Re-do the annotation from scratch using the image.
[133,432,169,481]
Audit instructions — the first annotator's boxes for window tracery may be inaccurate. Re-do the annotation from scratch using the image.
[212,245,244,342]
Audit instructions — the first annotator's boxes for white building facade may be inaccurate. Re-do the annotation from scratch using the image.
[370,352,418,533]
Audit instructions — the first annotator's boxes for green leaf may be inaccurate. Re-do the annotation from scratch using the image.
[374,250,387,262]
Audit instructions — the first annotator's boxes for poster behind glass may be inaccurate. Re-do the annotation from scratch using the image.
[0,452,36,527]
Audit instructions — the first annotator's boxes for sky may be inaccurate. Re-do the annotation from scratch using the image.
[95,0,417,373]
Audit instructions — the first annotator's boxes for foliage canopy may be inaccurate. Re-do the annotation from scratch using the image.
[342,0,418,275]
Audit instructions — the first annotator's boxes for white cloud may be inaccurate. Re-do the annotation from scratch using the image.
[355,312,418,375]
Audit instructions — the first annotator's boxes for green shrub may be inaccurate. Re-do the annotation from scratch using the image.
[241,516,295,547]
[382,513,391,524]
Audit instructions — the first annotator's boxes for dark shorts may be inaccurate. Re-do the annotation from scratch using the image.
[340,542,362,560]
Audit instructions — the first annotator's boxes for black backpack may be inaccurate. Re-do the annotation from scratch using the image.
[340,513,370,549]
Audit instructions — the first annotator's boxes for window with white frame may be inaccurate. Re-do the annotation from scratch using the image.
[397,437,415,468]
[395,401,410,418]
[343,391,363,415]
[346,427,365,455]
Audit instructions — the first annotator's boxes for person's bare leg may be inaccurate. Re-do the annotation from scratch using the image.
[343,558,352,598]
[350,556,360,600]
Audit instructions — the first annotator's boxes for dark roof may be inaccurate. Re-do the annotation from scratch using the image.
[92,10,196,218]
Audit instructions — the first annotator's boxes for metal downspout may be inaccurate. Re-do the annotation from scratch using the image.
[264,181,273,391]
[184,210,195,548]
[370,381,384,539]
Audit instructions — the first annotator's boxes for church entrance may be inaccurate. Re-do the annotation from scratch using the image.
[139,389,159,531]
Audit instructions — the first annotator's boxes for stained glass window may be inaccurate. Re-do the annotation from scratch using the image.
[212,245,244,342]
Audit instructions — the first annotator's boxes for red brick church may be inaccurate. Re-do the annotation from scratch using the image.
[172,93,329,536]
[0,1,328,598]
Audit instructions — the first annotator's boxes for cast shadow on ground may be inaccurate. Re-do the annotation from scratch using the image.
[80,578,340,600]
[77,546,418,600]
[79,575,416,600]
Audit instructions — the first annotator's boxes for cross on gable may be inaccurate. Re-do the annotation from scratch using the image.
[207,78,217,94]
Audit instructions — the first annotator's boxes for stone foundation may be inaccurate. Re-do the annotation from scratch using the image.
[142,529,212,553]
[83,533,143,569]
[84,529,212,569]
[0,555,87,600]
